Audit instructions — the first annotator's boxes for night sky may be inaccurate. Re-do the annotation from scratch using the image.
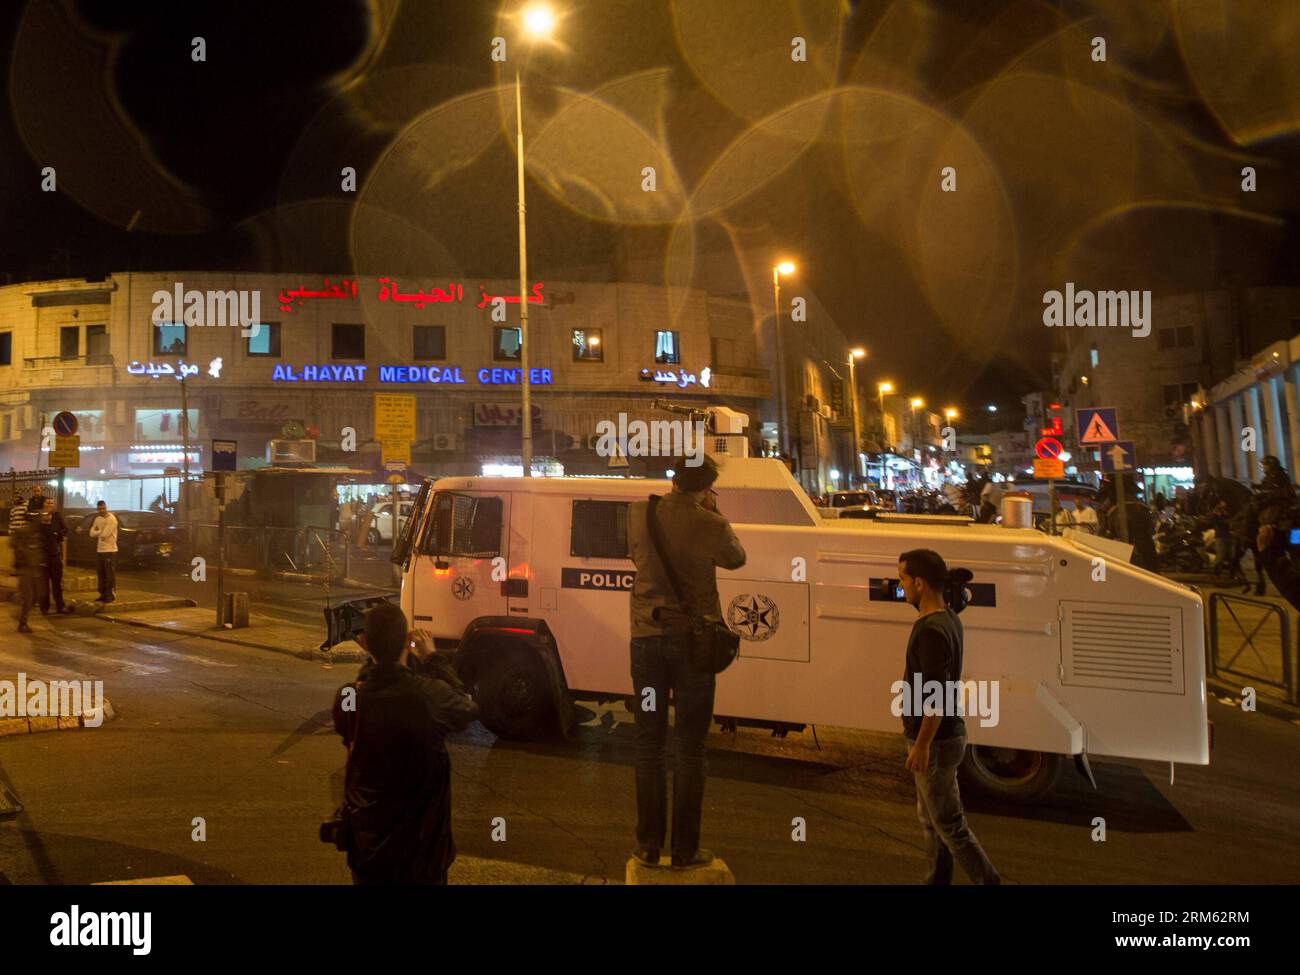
[2,0,1298,414]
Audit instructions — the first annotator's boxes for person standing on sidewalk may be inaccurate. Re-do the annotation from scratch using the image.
[627,455,746,869]
[897,548,1000,885]
[38,499,71,614]
[89,500,118,603]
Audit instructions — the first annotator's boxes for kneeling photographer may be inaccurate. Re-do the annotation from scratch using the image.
[326,603,480,885]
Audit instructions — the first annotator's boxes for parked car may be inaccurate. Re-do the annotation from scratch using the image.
[66,509,182,567]
[819,489,891,519]
[367,500,414,544]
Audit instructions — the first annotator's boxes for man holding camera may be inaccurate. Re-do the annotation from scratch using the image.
[627,455,746,869]
[329,603,479,885]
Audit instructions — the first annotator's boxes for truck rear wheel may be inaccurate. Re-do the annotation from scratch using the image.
[474,647,556,740]
[959,746,1062,801]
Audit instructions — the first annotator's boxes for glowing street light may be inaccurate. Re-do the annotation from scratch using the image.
[944,407,958,420]
[510,2,561,475]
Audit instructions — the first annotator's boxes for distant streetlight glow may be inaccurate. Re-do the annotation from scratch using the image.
[987,404,997,412]
[522,4,556,35]
[850,347,866,359]
[944,408,958,420]
[776,261,796,276]
[910,397,924,409]
[878,381,894,394]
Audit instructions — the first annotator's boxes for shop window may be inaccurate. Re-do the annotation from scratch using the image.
[493,327,522,361]
[0,332,10,366]
[246,322,281,357]
[1089,344,1099,368]
[153,323,187,356]
[134,408,199,440]
[414,325,446,360]
[423,493,503,557]
[60,326,80,360]
[655,330,680,364]
[572,329,603,362]
[570,500,629,558]
[332,323,365,360]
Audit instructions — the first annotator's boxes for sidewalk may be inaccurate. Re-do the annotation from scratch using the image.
[96,604,366,662]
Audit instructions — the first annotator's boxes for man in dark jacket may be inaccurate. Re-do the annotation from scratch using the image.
[37,500,71,614]
[331,602,479,885]
[627,454,746,869]
[13,519,47,634]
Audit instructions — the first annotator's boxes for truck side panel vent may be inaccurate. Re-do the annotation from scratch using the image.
[1060,601,1183,694]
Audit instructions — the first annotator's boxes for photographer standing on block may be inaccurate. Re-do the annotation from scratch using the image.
[628,455,746,869]
[329,603,479,885]
[897,548,1000,885]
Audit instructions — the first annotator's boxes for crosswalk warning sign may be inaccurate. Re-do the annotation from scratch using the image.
[1077,407,1120,444]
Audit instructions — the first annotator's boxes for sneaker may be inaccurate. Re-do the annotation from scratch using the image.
[59,606,74,614]
[17,623,32,634]
[630,847,661,867]
[100,596,115,604]
[670,849,715,869]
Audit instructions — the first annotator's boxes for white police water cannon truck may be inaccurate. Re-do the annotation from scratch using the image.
[378,406,1208,801]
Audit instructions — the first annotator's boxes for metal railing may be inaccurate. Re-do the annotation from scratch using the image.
[177,522,357,582]
[1208,591,1297,704]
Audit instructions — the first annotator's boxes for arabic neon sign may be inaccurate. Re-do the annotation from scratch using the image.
[127,360,222,381]
[275,277,549,313]
[270,364,554,385]
[638,366,711,389]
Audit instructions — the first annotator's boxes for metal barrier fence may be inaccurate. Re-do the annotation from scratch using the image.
[1208,591,1298,704]
[177,523,367,582]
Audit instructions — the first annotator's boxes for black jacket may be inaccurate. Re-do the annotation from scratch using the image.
[332,654,479,883]
[1260,544,1300,611]
[39,512,67,560]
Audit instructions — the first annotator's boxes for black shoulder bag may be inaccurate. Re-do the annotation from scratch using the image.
[646,495,740,675]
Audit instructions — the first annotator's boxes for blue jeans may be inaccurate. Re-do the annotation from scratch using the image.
[912,732,1000,885]
[630,635,716,857]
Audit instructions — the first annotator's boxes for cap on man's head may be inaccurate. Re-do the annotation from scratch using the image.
[672,454,719,493]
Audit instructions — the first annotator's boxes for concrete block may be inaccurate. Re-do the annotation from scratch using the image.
[625,856,735,885]
[0,717,29,737]
[94,875,194,885]
[27,717,60,733]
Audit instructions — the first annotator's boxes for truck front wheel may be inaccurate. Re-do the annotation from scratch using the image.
[474,647,557,740]
[958,746,1062,801]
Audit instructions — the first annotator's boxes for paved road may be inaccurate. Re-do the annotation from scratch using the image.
[0,608,1298,884]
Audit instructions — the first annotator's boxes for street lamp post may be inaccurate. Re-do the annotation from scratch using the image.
[512,4,556,477]
[848,348,865,486]
[910,397,924,487]
[771,261,795,460]
[877,380,893,489]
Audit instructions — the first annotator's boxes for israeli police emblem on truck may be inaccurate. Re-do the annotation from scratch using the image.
[727,594,779,641]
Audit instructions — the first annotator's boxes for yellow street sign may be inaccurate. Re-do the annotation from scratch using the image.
[374,393,416,443]
[381,441,411,465]
[1033,458,1064,479]
[50,434,80,467]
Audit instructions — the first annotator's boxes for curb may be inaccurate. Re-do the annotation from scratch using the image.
[95,614,366,663]
[1206,676,1300,723]
[78,597,197,615]
[0,699,117,738]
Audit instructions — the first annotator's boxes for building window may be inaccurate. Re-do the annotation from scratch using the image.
[1089,344,1099,368]
[655,330,680,364]
[572,329,603,362]
[414,325,446,361]
[0,332,11,366]
[332,323,365,360]
[153,323,187,356]
[246,322,281,357]
[60,326,79,360]
[493,326,522,361]
[86,325,108,363]
[1157,326,1195,349]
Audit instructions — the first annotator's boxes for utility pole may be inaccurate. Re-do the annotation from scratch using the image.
[179,375,191,523]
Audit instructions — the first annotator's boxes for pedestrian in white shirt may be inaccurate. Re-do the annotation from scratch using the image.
[89,500,118,603]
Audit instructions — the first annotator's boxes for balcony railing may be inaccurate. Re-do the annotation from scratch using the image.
[22,353,115,368]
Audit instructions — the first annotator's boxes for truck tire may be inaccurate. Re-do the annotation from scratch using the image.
[474,646,557,740]
[958,746,1062,801]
